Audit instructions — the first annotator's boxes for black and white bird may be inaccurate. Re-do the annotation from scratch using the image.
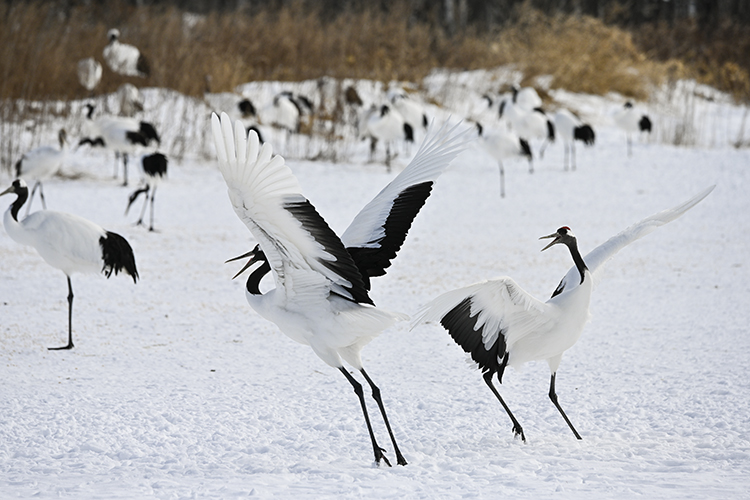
[614,101,652,157]
[267,91,313,134]
[126,153,168,231]
[360,103,413,170]
[554,109,595,171]
[388,88,428,141]
[474,122,532,198]
[15,129,68,216]
[212,112,468,466]
[499,99,555,162]
[102,28,150,78]
[77,58,102,93]
[412,186,714,442]
[1,179,139,350]
[79,104,161,186]
[510,84,543,111]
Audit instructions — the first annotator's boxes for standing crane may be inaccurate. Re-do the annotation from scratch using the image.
[2,179,139,350]
[554,108,595,171]
[213,112,468,466]
[15,129,68,216]
[412,186,714,441]
[126,152,168,232]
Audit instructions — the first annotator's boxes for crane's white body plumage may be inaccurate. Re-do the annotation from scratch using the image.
[1,179,138,350]
[388,89,428,137]
[77,58,102,92]
[103,29,148,78]
[118,83,144,117]
[512,86,543,111]
[16,129,68,214]
[412,185,715,439]
[213,112,469,465]
[474,123,532,197]
[4,208,107,277]
[212,112,467,367]
[554,108,595,171]
[613,102,652,157]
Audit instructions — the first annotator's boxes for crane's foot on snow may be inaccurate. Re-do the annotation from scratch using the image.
[374,447,392,467]
[48,342,74,350]
[513,424,527,443]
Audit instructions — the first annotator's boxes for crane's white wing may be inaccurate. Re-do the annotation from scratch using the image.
[412,277,556,375]
[552,185,715,298]
[212,112,372,304]
[341,120,472,287]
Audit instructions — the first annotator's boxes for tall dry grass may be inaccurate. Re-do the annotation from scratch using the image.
[1,1,668,104]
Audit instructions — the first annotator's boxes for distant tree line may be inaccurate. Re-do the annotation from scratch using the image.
[7,0,749,29]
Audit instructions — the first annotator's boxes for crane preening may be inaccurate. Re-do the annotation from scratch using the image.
[412,185,715,442]
[212,112,469,466]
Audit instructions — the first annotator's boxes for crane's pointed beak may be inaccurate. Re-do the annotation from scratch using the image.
[0,185,14,197]
[226,249,258,280]
[539,233,561,251]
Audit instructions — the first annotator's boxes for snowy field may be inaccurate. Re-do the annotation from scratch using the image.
[1,74,750,498]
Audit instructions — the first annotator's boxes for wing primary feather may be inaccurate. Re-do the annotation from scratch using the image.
[553,185,715,295]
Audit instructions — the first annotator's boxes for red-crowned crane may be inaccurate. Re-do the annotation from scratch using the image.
[126,152,168,232]
[412,186,714,442]
[77,58,102,93]
[360,103,412,171]
[78,104,161,186]
[499,98,555,162]
[103,28,149,78]
[213,112,469,466]
[554,109,595,171]
[1,179,139,350]
[474,122,532,198]
[15,129,68,216]
[614,101,652,157]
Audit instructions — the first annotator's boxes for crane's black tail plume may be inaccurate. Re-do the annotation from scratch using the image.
[99,231,139,282]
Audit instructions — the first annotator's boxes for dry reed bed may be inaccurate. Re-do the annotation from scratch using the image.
[1,1,668,103]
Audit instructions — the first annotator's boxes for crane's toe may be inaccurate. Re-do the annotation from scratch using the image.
[48,343,74,351]
[513,424,526,443]
[374,447,392,467]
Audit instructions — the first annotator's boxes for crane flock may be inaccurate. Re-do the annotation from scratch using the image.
[2,74,716,466]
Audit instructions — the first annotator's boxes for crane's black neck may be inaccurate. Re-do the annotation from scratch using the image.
[9,185,28,221]
[566,239,588,284]
[246,259,272,295]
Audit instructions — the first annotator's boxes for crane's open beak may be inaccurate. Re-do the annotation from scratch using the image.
[225,249,258,280]
[539,232,562,251]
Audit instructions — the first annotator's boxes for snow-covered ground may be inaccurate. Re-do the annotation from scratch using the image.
[1,72,749,498]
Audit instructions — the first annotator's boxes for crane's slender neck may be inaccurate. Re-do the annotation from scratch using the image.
[567,239,588,284]
[246,259,272,295]
[8,189,28,222]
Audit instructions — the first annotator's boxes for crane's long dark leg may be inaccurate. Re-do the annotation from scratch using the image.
[113,152,120,179]
[549,373,582,440]
[49,277,75,350]
[136,186,150,226]
[483,371,526,442]
[571,142,577,171]
[38,182,47,209]
[339,368,392,466]
[360,369,407,466]
[122,153,129,186]
[498,161,505,198]
[148,185,157,232]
